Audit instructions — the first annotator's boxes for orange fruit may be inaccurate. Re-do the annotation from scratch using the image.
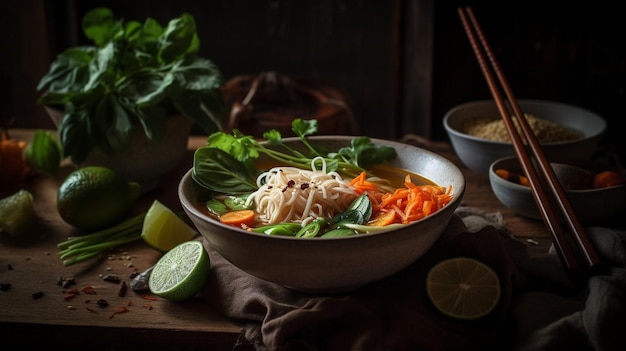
[592,171,625,189]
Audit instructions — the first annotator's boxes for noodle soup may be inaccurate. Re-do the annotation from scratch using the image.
[198,158,452,237]
[179,136,465,292]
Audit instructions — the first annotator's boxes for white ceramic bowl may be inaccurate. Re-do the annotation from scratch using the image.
[489,156,626,223]
[179,136,466,293]
[443,100,607,175]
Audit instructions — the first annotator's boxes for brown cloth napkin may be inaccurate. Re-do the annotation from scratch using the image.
[202,207,626,351]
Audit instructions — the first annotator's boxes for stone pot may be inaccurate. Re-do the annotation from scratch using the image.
[46,107,193,192]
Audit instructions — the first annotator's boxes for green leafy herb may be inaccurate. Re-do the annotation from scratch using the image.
[192,118,397,194]
[36,7,227,164]
[205,194,253,216]
[192,147,260,194]
[320,228,357,238]
[329,194,372,227]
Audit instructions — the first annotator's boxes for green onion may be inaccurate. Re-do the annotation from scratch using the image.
[57,212,146,266]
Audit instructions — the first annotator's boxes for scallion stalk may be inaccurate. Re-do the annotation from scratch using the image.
[57,212,146,266]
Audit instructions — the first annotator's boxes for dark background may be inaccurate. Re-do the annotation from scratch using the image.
[2,0,624,161]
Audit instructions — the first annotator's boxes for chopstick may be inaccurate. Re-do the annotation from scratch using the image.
[457,7,600,271]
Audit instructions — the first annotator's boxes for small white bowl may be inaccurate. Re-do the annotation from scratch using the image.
[443,100,607,175]
[489,156,626,223]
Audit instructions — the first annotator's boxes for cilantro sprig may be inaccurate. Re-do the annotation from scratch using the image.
[191,119,397,194]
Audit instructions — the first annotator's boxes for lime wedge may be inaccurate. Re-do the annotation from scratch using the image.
[426,257,501,320]
[148,240,210,302]
[0,189,36,238]
[141,200,197,252]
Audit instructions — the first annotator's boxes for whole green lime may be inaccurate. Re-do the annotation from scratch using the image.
[57,166,141,232]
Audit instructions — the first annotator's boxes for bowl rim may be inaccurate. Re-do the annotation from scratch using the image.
[443,99,607,145]
[179,136,466,241]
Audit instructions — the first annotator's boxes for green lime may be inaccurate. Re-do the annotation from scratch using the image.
[148,240,210,302]
[141,200,197,252]
[0,189,36,238]
[426,257,501,320]
[57,166,141,232]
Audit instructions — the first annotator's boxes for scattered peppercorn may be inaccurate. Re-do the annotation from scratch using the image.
[32,291,45,299]
[96,299,109,308]
[102,274,121,283]
[57,276,76,289]
[1,282,11,291]
[118,281,128,297]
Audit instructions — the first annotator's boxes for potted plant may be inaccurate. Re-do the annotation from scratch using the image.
[36,7,227,188]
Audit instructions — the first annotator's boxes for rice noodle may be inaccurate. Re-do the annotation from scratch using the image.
[246,157,360,226]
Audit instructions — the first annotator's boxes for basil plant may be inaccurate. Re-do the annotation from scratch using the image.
[37,7,227,164]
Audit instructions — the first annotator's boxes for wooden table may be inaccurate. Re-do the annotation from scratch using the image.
[0,131,551,350]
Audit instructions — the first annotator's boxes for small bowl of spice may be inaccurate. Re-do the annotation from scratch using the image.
[443,100,607,175]
[489,156,626,223]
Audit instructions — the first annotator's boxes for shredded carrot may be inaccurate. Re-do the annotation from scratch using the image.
[349,172,381,193]
[363,174,452,226]
[368,210,396,227]
[219,209,256,226]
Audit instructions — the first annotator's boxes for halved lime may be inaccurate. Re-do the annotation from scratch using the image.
[148,240,210,302]
[140,200,197,252]
[0,189,36,238]
[426,257,501,320]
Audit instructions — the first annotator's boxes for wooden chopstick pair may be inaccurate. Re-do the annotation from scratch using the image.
[457,7,600,271]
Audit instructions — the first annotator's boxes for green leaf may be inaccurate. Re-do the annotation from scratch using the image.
[263,129,282,144]
[223,194,253,211]
[82,8,123,46]
[333,136,397,169]
[205,198,228,216]
[172,57,223,91]
[158,13,198,63]
[37,47,95,94]
[320,228,357,238]
[133,104,169,142]
[192,147,259,194]
[58,110,95,165]
[292,118,318,138]
[84,42,116,91]
[206,132,260,162]
[92,96,133,153]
